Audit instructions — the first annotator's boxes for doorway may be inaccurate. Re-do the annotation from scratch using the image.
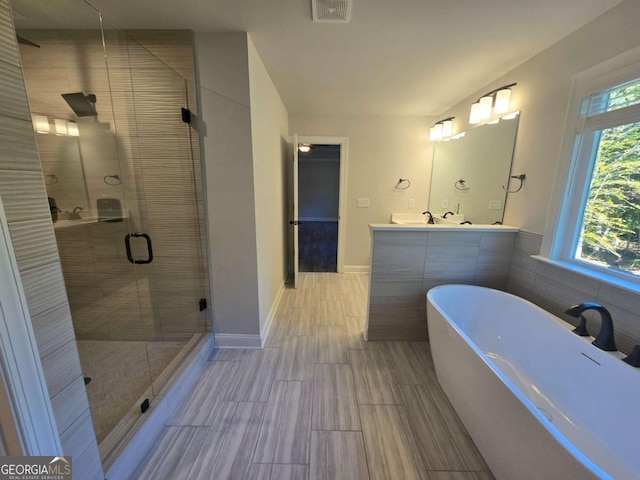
[288,136,348,285]
[298,144,340,272]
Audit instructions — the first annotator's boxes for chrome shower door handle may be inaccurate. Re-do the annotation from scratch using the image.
[124,233,154,264]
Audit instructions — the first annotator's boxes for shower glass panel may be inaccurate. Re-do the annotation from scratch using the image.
[13,0,209,464]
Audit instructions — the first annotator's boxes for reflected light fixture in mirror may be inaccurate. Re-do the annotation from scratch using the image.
[298,144,311,153]
[54,119,67,136]
[66,122,79,136]
[32,115,50,134]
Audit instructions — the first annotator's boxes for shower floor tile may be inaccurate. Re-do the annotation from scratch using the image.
[77,339,187,444]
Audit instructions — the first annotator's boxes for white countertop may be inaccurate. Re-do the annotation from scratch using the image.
[369,223,519,232]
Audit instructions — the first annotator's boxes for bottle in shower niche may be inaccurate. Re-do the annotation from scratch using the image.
[97,197,123,222]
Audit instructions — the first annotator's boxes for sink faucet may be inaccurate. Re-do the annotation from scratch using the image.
[72,206,84,220]
[565,302,617,351]
[442,211,455,218]
[421,211,434,224]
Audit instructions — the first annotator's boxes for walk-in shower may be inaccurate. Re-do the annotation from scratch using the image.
[11,0,209,471]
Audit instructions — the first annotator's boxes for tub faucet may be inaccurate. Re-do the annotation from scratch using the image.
[565,302,617,351]
[422,211,434,224]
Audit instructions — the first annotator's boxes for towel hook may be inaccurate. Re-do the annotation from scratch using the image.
[454,179,470,191]
[503,174,526,193]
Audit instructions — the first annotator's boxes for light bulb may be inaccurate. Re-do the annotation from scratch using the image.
[441,120,453,138]
[479,96,493,120]
[33,115,50,134]
[429,124,443,141]
[54,119,68,136]
[298,144,310,153]
[494,88,511,114]
[67,122,79,136]
[469,103,482,124]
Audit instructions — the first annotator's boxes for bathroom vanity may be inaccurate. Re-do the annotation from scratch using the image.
[365,223,518,341]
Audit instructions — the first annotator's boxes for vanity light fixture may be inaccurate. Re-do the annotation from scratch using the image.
[33,115,50,134]
[429,117,455,142]
[298,144,311,153]
[469,82,517,124]
[67,121,79,136]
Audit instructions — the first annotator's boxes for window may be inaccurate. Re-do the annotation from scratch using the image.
[549,70,640,285]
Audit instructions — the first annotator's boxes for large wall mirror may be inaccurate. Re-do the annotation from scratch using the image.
[429,113,520,224]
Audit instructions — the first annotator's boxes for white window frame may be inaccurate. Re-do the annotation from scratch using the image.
[541,45,640,293]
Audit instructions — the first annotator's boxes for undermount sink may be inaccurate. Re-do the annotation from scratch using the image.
[390,213,427,225]
[390,213,465,225]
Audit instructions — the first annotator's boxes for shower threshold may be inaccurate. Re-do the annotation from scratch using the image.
[95,333,213,471]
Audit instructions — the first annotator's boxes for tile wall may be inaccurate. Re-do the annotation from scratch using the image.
[0,2,102,478]
[367,229,516,341]
[508,230,640,355]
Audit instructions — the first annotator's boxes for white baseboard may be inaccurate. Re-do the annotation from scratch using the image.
[214,333,262,348]
[260,283,286,347]
[344,265,370,273]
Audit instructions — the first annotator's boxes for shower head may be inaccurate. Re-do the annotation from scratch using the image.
[61,92,97,117]
[17,35,40,48]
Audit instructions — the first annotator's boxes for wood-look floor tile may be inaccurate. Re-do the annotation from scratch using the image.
[383,342,436,385]
[285,307,317,336]
[344,316,378,350]
[264,313,292,348]
[189,402,265,480]
[401,384,488,472]
[248,464,308,480]
[342,294,367,316]
[225,349,280,401]
[135,426,209,480]
[350,349,403,404]
[275,336,315,381]
[310,431,369,480]
[316,300,346,325]
[315,325,349,363]
[171,361,237,425]
[312,364,360,431]
[360,404,428,480]
[253,381,312,464]
[427,472,492,480]
[209,348,254,361]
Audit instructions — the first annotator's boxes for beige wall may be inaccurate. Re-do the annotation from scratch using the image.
[289,115,434,268]
[435,0,640,235]
[247,36,289,334]
[195,32,261,338]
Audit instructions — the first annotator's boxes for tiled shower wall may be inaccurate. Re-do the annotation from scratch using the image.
[508,230,640,355]
[19,29,209,341]
[0,2,102,478]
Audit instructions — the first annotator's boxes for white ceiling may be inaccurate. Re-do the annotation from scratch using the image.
[12,0,624,116]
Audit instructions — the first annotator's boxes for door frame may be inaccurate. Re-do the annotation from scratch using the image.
[0,196,62,455]
[296,135,348,273]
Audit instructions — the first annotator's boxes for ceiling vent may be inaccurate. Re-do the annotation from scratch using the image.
[312,0,352,23]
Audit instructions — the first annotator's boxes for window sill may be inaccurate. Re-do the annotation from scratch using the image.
[531,255,640,295]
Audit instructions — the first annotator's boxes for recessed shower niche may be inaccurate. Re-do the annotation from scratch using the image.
[14,0,209,467]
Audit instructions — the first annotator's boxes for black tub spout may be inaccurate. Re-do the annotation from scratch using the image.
[565,302,617,352]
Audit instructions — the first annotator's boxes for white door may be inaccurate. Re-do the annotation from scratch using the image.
[290,133,300,287]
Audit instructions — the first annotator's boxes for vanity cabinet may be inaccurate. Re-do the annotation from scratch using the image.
[366,225,518,341]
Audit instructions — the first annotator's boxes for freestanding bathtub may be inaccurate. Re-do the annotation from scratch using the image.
[427,285,640,480]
